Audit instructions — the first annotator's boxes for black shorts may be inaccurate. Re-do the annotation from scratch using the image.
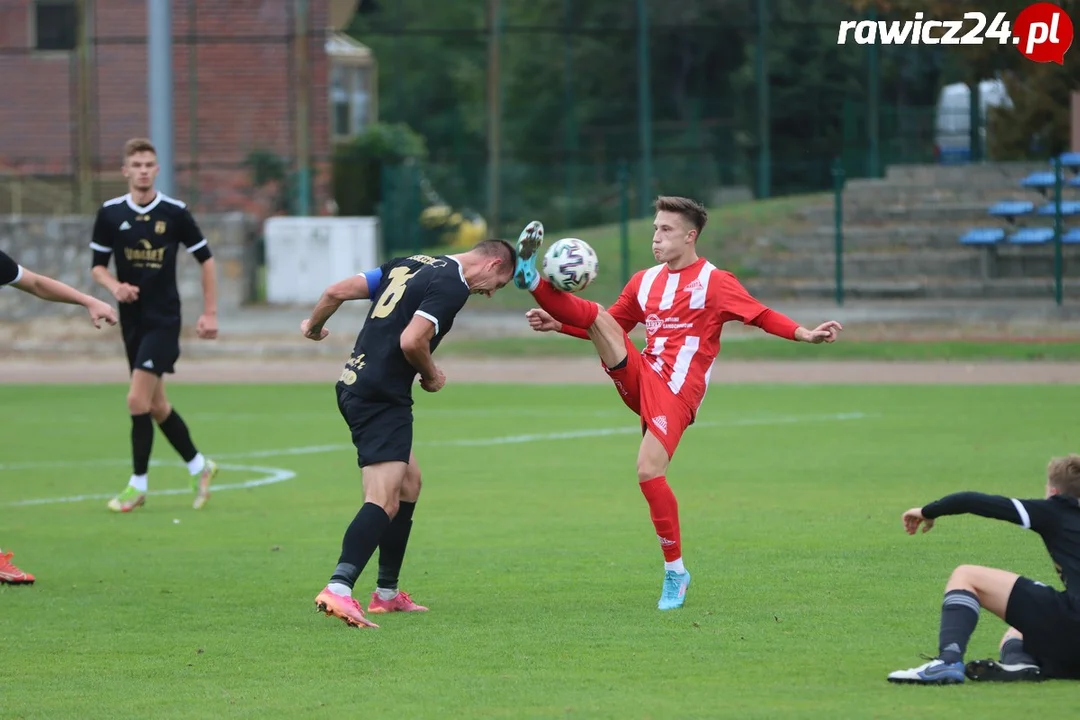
[336,383,413,468]
[1006,576,1080,678]
[123,324,181,375]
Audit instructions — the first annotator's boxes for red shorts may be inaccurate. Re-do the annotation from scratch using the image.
[604,334,695,459]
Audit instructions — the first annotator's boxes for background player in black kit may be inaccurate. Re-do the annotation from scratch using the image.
[300,238,515,629]
[888,454,1080,684]
[90,138,220,514]
[1,248,117,584]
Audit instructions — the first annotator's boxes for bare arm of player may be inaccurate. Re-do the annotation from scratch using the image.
[301,274,372,341]
[196,258,218,339]
[90,265,140,303]
[717,271,842,343]
[400,315,445,392]
[14,270,118,328]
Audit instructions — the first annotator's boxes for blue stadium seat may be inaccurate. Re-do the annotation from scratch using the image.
[1068,175,1080,188]
[960,228,1005,245]
[988,200,1034,218]
[1062,228,1080,244]
[1009,227,1055,244]
[1021,171,1060,189]
[1036,201,1080,216]
[1058,152,1080,170]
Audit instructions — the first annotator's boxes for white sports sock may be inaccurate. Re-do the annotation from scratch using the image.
[187,452,206,476]
[375,587,399,601]
[129,474,148,492]
[664,558,686,574]
[327,582,352,597]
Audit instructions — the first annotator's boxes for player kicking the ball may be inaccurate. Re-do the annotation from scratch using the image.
[515,196,842,610]
[887,455,1080,685]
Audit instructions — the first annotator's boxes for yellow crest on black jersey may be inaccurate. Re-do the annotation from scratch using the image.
[155,221,166,234]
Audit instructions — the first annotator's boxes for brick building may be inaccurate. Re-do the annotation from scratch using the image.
[0,0,375,215]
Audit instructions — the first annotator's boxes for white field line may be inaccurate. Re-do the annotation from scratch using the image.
[3,412,871,506]
[6,464,296,507]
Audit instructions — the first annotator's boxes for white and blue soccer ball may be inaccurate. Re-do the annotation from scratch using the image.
[541,237,598,293]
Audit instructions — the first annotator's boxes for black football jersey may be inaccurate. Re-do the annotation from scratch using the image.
[0,249,22,287]
[923,492,1080,609]
[339,254,471,404]
[89,193,212,328]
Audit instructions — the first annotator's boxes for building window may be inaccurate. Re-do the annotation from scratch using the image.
[331,64,372,139]
[35,1,78,52]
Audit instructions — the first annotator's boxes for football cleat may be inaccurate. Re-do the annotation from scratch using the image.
[367,590,429,614]
[0,551,35,585]
[964,659,1044,682]
[658,570,690,610]
[887,658,966,685]
[107,485,146,513]
[513,220,545,290]
[315,587,379,629]
[192,458,218,510]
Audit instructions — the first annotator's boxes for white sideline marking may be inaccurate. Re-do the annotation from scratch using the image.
[5,464,296,507]
[25,408,629,424]
[0,412,871,474]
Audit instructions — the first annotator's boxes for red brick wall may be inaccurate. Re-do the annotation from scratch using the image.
[0,0,331,213]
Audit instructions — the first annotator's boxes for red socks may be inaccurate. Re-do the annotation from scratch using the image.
[531,279,600,330]
[639,476,681,562]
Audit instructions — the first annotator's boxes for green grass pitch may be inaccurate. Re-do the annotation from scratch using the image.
[2,381,1078,718]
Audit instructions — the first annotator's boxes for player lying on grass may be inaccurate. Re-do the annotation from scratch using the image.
[2,247,118,584]
[514,196,843,610]
[302,240,515,629]
[888,454,1080,685]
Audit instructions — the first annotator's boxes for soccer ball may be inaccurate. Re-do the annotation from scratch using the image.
[541,237,598,293]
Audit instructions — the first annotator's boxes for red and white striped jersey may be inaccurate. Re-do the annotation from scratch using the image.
[605,257,772,410]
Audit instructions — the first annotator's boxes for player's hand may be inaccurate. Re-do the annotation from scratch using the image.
[113,283,140,303]
[799,320,843,344]
[300,318,329,341]
[902,507,934,535]
[86,298,118,329]
[196,312,218,340]
[420,368,446,393]
[526,308,561,333]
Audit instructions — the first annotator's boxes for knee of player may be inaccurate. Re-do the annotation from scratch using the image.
[126,392,152,415]
[949,564,981,582]
[636,462,665,484]
[402,472,422,501]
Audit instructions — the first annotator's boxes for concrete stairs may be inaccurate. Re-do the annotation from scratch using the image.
[743,162,1079,300]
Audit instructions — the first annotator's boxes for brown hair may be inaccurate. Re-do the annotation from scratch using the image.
[124,138,157,160]
[473,238,516,268]
[655,195,708,234]
[1048,455,1080,498]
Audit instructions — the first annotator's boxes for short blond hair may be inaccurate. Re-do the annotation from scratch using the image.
[123,138,156,161]
[1048,455,1080,498]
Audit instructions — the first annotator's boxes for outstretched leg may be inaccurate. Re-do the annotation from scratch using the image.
[151,380,218,509]
[888,565,1020,685]
[515,221,694,609]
